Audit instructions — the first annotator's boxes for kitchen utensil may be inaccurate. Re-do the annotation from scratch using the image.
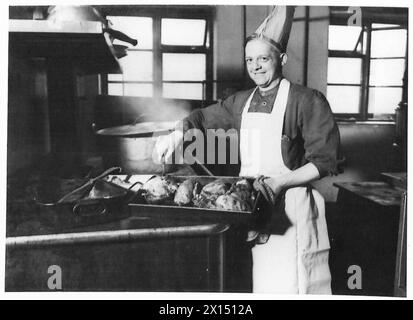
[57,166,121,203]
[161,154,166,177]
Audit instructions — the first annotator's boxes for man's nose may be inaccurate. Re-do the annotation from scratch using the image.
[252,60,262,70]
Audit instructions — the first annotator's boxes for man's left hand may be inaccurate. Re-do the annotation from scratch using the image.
[262,177,285,199]
[253,176,283,205]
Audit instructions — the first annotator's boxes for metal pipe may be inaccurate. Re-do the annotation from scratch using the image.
[6,224,230,249]
[304,6,310,87]
[242,5,247,81]
[216,233,225,292]
[361,23,372,120]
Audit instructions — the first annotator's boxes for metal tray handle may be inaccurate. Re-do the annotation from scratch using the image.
[73,200,108,217]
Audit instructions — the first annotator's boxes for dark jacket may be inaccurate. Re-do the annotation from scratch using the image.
[182,82,340,178]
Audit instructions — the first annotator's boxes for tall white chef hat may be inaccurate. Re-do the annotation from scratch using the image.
[247,6,295,54]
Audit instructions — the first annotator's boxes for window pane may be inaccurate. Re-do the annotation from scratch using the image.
[328,58,362,84]
[371,29,407,58]
[163,54,206,81]
[328,25,362,51]
[119,51,153,81]
[372,23,401,29]
[368,87,402,114]
[327,85,360,113]
[163,83,203,100]
[108,83,123,96]
[107,16,153,49]
[161,19,206,46]
[370,59,405,86]
[108,74,123,81]
[124,84,153,97]
[362,31,367,54]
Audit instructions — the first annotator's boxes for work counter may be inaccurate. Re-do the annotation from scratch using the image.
[6,212,236,292]
[6,165,253,292]
[329,180,405,296]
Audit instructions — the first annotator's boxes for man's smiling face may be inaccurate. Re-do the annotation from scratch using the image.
[245,39,282,90]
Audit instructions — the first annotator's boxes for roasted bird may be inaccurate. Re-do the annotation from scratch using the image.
[230,179,253,200]
[174,179,202,206]
[231,179,256,206]
[192,179,230,209]
[215,193,252,211]
[141,176,178,204]
[212,179,254,211]
[138,176,254,211]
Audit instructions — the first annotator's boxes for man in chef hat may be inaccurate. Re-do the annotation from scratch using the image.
[156,6,340,294]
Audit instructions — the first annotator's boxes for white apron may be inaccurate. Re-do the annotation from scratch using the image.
[239,79,332,294]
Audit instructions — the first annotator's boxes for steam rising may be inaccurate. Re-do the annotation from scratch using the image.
[123,96,193,124]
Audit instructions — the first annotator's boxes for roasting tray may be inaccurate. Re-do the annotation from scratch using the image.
[128,175,262,225]
[33,177,133,231]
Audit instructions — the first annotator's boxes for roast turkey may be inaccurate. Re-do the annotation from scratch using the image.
[215,193,251,211]
[192,179,230,209]
[174,179,202,206]
[230,179,253,200]
[141,176,178,204]
[213,179,254,211]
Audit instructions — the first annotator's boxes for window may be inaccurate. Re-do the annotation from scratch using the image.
[107,16,154,97]
[104,8,213,100]
[327,8,407,120]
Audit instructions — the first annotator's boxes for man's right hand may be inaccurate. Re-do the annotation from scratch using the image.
[153,130,184,164]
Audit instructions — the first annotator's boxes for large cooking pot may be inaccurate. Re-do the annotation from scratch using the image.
[95,121,177,174]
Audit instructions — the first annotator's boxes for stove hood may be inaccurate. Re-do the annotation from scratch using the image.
[9,19,134,74]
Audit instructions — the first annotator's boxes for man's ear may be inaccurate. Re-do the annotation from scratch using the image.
[280,53,288,66]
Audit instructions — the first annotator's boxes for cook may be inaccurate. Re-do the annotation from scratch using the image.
[155,6,340,294]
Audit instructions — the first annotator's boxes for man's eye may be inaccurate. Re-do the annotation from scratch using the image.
[259,57,269,62]
[245,59,252,64]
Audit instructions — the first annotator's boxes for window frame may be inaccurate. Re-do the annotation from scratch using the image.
[328,8,408,121]
[99,5,214,100]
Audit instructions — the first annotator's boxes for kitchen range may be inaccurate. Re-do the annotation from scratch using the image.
[6,4,408,296]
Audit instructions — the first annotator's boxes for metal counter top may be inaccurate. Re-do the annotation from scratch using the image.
[333,181,402,207]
